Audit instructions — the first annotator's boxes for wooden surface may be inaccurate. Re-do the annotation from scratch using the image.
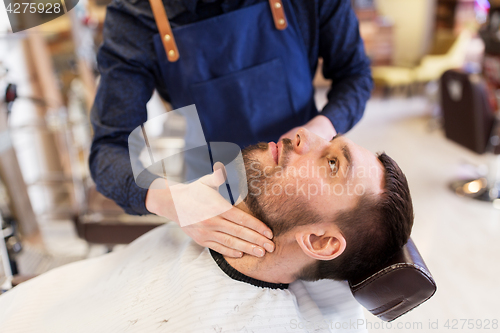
[0,114,40,239]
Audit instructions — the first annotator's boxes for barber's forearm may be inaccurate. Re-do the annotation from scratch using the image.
[318,0,373,134]
[89,143,150,215]
[321,73,373,134]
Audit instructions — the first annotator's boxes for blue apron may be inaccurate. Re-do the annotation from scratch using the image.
[149,0,317,202]
[152,0,316,149]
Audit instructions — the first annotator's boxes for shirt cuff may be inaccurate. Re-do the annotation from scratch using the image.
[126,170,160,216]
[127,186,151,216]
[321,105,352,134]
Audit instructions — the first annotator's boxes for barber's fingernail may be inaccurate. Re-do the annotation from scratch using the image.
[253,247,265,257]
[264,243,274,253]
[264,231,273,239]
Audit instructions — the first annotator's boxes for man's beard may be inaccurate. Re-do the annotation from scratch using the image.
[240,139,317,238]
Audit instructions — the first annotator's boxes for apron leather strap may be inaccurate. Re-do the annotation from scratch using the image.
[149,0,179,62]
[148,0,288,62]
[268,0,287,30]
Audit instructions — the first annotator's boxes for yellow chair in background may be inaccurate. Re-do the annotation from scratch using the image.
[372,30,472,94]
[414,30,472,82]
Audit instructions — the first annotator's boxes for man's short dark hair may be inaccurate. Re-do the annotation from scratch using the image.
[299,152,414,282]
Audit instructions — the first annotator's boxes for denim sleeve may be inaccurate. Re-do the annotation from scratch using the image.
[89,0,160,215]
[318,0,373,134]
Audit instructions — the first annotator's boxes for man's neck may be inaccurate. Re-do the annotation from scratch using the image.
[222,203,306,285]
[224,243,297,284]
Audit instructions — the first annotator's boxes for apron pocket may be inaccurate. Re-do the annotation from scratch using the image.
[190,58,298,148]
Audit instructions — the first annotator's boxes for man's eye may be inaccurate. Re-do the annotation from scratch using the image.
[328,159,338,174]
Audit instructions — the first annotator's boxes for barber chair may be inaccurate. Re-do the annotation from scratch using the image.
[348,238,436,322]
[440,69,500,201]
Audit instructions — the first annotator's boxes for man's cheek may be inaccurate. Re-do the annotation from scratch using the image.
[295,177,319,201]
[284,182,295,196]
[249,179,262,196]
[299,177,338,202]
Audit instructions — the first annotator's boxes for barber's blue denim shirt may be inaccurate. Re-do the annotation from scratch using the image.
[89,0,373,215]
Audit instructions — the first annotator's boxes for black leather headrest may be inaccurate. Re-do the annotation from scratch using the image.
[348,238,437,322]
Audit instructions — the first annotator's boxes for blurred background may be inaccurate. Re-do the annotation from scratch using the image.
[1,0,500,331]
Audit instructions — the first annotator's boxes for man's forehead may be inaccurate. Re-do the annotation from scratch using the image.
[330,135,385,194]
[351,150,385,195]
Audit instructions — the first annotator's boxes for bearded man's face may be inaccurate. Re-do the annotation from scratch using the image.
[240,129,385,237]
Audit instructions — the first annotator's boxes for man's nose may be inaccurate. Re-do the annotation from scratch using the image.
[292,127,325,155]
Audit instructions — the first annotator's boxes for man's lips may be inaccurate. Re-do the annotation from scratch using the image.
[277,140,283,161]
[269,141,279,165]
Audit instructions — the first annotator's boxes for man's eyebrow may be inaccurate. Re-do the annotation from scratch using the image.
[330,133,343,142]
[328,133,351,167]
[342,144,352,175]
[328,134,353,179]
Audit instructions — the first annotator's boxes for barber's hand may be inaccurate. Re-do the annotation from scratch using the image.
[181,205,274,258]
[280,115,337,141]
[145,163,275,258]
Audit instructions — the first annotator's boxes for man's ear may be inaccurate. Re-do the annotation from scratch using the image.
[295,227,346,261]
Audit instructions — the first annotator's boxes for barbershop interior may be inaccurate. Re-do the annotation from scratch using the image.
[1,0,500,332]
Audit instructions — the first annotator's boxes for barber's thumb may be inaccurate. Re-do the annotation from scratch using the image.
[200,162,227,188]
